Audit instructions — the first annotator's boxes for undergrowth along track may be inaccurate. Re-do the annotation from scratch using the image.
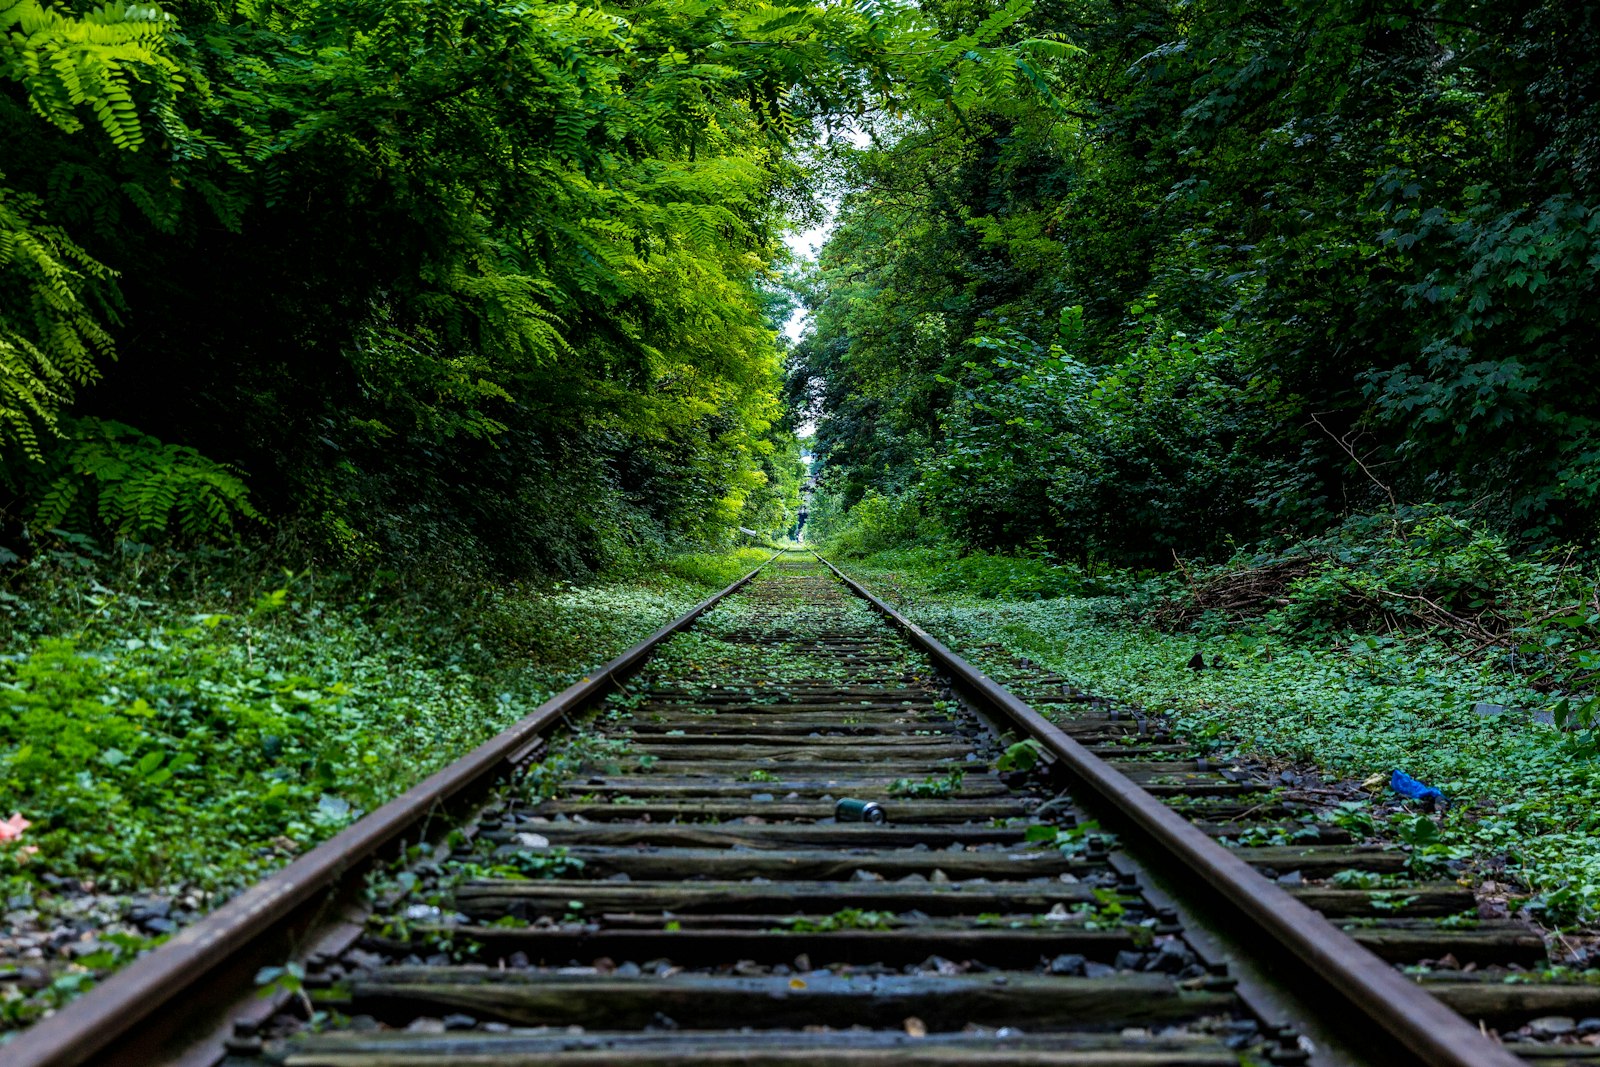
[3,553,1574,1065]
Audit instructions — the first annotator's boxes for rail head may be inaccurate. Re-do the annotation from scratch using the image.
[816,553,1523,1067]
[2,553,778,1067]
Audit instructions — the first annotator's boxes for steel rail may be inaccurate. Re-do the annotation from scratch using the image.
[2,554,779,1067]
[817,554,1523,1067]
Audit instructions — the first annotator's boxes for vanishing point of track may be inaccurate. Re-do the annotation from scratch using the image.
[3,553,1571,1066]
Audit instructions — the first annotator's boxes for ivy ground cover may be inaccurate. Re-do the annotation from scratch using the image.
[0,544,768,1032]
[844,558,1600,928]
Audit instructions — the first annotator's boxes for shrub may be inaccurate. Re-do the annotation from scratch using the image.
[928,303,1291,565]
[1153,506,1590,640]
[6,418,260,543]
[820,490,930,557]
[857,543,1094,600]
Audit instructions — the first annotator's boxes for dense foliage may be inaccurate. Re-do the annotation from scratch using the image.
[795,0,1600,563]
[7,0,815,572]
[3,0,1061,573]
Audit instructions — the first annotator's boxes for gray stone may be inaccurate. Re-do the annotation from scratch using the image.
[1528,1016,1576,1037]
[1143,941,1196,973]
[126,899,171,923]
[1048,953,1085,976]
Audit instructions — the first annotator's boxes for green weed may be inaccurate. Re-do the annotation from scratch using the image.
[781,909,895,932]
[888,770,964,798]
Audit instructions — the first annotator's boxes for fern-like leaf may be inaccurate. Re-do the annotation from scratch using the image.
[14,418,261,541]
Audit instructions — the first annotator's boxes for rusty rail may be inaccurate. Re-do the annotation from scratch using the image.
[1,555,777,1067]
[816,554,1523,1067]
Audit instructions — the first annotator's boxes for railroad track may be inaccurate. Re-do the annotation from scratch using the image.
[6,553,1593,1066]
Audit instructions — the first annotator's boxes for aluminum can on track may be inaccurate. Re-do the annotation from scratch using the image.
[835,798,887,824]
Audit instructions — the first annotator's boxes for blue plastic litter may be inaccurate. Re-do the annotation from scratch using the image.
[1390,768,1445,804]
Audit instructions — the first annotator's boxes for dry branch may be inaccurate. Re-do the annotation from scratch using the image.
[1149,555,1318,628]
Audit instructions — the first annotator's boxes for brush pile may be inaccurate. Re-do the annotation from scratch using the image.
[1149,555,1320,629]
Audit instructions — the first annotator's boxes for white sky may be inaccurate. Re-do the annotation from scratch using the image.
[781,226,824,343]
[779,190,835,438]
[780,124,870,344]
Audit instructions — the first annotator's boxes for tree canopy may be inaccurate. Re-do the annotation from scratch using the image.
[7,0,1597,572]
[795,0,1600,564]
[1,0,1061,572]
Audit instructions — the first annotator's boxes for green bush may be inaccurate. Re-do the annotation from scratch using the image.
[819,490,931,558]
[1156,507,1591,641]
[657,547,775,589]
[920,303,1290,564]
[0,565,502,889]
[851,543,1094,601]
[1276,510,1570,629]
